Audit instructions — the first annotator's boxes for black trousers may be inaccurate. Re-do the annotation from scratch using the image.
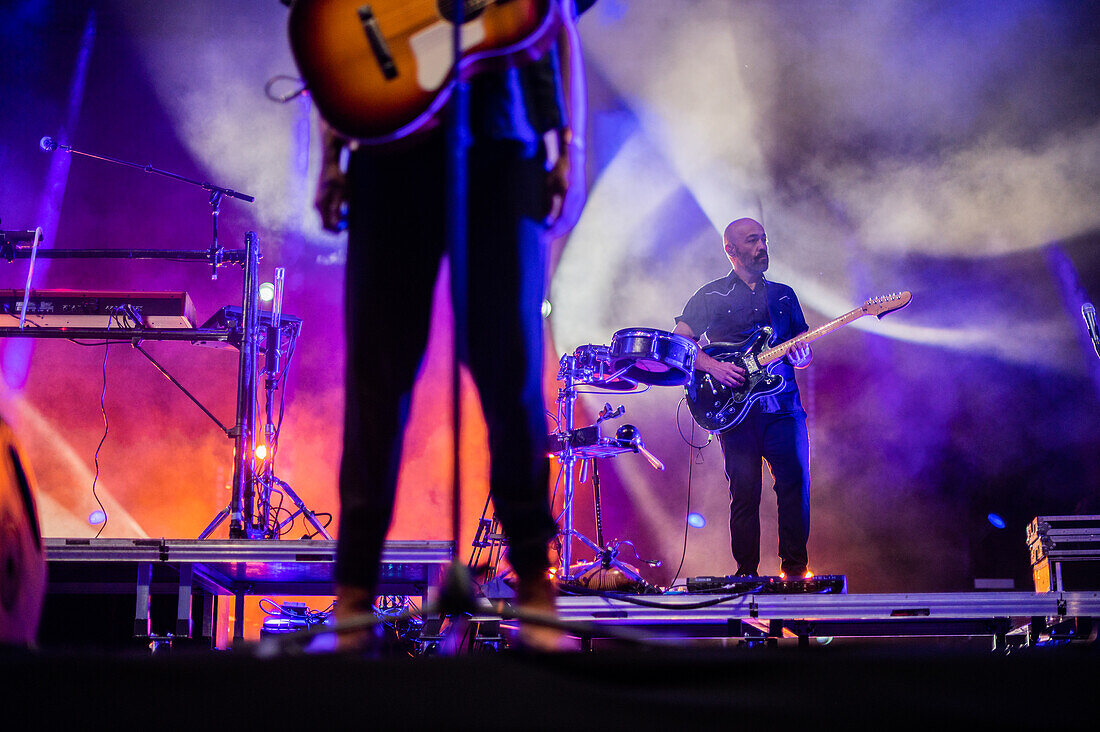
[334,134,558,593]
[719,407,810,576]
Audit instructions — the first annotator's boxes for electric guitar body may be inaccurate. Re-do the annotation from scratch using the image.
[686,329,786,433]
[288,0,561,144]
[686,291,912,432]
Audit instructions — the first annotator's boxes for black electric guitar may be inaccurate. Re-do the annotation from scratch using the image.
[287,0,563,144]
[686,291,912,432]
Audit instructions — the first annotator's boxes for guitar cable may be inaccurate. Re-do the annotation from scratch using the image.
[88,312,118,539]
[665,397,714,591]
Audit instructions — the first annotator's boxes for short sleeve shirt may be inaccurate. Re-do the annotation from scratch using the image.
[676,271,809,405]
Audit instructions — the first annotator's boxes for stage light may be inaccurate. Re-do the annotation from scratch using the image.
[780,569,814,580]
[987,513,1006,529]
[259,282,275,302]
[687,512,706,528]
[255,444,268,460]
[541,299,552,318]
[88,509,106,525]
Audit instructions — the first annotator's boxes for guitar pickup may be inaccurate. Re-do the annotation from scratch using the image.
[358,5,398,80]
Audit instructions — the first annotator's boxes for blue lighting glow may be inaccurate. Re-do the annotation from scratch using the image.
[88,510,106,525]
[987,513,1006,529]
[687,512,706,529]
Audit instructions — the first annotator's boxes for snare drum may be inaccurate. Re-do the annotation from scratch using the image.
[608,328,698,386]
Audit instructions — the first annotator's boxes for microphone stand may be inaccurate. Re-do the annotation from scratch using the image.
[40,137,253,281]
[437,0,480,629]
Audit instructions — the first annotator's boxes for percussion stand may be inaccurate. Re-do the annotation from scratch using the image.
[552,355,660,584]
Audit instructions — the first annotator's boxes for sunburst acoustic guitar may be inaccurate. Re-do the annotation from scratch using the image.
[287,0,564,144]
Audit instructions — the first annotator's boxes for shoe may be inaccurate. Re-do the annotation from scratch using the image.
[512,574,575,652]
[332,584,384,655]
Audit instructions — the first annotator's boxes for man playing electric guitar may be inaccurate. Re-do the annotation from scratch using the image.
[672,217,814,580]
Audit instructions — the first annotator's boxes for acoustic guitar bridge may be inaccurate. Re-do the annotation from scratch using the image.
[358,5,398,80]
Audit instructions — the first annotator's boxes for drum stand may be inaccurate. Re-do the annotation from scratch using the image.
[552,352,664,584]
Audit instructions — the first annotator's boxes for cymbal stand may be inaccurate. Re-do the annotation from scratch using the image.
[552,353,663,583]
[253,268,330,539]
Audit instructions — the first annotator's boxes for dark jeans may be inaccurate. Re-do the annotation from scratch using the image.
[719,407,810,576]
[334,134,558,594]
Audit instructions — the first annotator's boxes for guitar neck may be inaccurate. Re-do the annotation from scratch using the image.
[757,305,867,366]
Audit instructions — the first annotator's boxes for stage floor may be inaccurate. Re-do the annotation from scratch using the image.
[20,537,1100,725]
[40,537,1100,652]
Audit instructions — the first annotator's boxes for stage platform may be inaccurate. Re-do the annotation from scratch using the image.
[522,589,1100,650]
[41,537,1100,652]
[22,538,1100,725]
[43,537,452,644]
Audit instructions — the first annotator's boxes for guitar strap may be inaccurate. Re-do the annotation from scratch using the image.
[759,278,780,414]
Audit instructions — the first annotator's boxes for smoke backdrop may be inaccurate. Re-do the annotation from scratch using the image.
[0,0,1097,593]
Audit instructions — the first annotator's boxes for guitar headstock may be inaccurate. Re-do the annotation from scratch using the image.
[863,291,912,319]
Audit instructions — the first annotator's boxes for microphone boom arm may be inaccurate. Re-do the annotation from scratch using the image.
[39,135,254,279]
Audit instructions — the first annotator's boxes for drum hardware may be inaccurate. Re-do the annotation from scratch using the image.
[568,453,662,593]
[552,340,672,585]
[560,344,641,392]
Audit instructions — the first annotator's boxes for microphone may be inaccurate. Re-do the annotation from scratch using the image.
[39,136,74,153]
[1083,303,1099,351]
[39,135,77,154]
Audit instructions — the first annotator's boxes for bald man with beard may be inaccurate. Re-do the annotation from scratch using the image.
[673,218,814,580]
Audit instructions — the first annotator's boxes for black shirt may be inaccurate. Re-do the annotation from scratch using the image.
[676,271,810,408]
[469,52,565,153]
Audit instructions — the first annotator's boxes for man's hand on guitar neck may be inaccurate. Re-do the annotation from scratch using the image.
[788,342,813,369]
